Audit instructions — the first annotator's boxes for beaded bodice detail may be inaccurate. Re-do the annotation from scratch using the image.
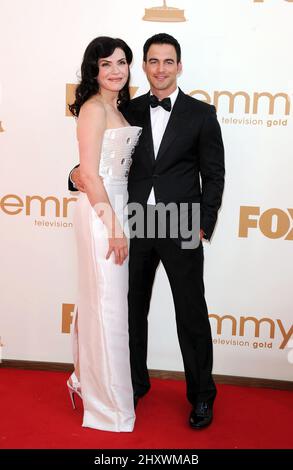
[99,126,142,181]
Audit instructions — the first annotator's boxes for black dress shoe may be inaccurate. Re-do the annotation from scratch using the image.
[189,402,213,429]
[133,387,150,409]
[133,394,139,409]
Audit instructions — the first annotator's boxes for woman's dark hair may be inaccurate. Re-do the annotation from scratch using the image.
[69,36,133,117]
[143,33,181,63]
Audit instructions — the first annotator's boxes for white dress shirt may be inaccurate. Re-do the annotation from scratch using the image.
[147,87,179,205]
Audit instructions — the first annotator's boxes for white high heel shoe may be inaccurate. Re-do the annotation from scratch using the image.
[67,372,82,410]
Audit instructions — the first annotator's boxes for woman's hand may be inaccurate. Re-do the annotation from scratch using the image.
[93,203,127,265]
[106,232,128,265]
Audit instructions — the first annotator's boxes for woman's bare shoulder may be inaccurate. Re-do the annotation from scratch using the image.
[79,96,106,120]
[78,97,107,127]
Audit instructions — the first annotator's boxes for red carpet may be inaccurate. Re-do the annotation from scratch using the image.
[0,368,292,449]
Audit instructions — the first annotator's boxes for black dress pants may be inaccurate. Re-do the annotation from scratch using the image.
[128,235,217,406]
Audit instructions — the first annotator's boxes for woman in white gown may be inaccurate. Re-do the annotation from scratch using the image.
[68,37,141,432]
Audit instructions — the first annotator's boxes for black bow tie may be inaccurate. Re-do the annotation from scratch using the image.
[149,94,172,112]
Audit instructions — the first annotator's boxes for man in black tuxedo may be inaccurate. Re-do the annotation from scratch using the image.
[69,33,225,429]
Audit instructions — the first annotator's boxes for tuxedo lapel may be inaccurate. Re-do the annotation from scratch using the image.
[132,89,189,166]
[142,101,156,164]
[133,92,155,165]
[156,89,188,163]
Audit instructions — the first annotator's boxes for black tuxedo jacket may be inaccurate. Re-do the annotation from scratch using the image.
[122,89,225,240]
[68,89,225,240]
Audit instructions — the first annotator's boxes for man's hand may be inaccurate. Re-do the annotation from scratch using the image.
[200,229,205,241]
[71,167,86,192]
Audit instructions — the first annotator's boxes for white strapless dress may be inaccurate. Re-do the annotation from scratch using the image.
[72,126,142,432]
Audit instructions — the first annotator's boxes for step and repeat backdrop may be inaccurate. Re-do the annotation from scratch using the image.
[0,0,292,380]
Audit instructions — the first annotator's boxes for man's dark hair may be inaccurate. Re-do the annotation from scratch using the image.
[143,33,181,63]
